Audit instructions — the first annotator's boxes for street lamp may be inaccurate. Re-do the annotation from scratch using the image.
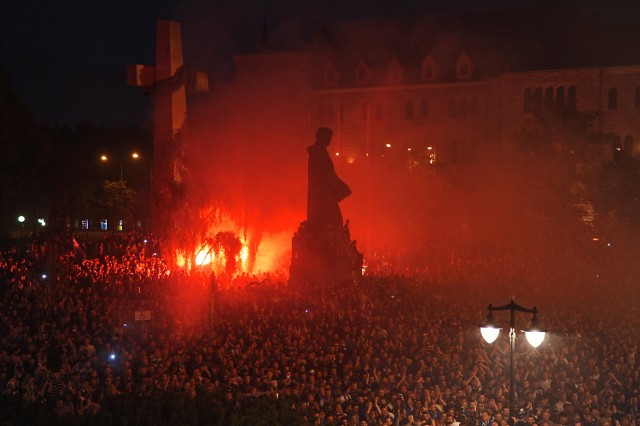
[18,215,25,238]
[480,300,546,424]
[100,152,140,181]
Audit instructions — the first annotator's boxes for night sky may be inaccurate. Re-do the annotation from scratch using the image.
[1,0,638,127]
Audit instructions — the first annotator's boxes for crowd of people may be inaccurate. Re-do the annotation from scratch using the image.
[0,228,639,425]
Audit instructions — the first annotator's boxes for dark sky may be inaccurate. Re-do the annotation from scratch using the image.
[1,0,638,127]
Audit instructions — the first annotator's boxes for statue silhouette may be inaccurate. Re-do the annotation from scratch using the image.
[306,127,351,230]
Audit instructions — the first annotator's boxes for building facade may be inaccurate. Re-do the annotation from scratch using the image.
[231,50,640,166]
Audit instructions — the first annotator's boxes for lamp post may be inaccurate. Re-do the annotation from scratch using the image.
[18,215,25,238]
[100,152,141,181]
[480,300,546,424]
[100,152,142,231]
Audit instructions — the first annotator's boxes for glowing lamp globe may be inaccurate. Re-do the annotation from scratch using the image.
[480,326,501,344]
[525,330,546,348]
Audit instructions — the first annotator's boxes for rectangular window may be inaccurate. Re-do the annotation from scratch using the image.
[81,219,89,231]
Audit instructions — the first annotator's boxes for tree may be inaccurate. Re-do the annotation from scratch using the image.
[588,155,640,232]
[513,103,610,229]
[0,62,48,238]
[98,180,136,232]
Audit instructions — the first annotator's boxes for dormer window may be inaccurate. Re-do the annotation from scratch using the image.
[424,67,433,79]
[456,52,474,80]
[324,62,340,87]
[356,59,371,86]
[421,55,438,82]
[387,57,403,85]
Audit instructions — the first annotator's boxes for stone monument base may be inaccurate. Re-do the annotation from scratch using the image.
[289,221,363,287]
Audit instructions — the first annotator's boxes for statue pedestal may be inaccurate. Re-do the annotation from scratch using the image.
[289,221,363,287]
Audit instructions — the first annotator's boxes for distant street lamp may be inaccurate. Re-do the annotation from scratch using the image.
[18,215,25,238]
[100,152,141,181]
[480,300,546,424]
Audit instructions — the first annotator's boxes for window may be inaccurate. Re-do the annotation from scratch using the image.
[388,57,403,85]
[324,62,339,87]
[534,88,543,113]
[612,135,623,162]
[356,60,370,86]
[81,219,89,231]
[556,86,565,110]
[100,220,108,231]
[544,87,554,109]
[568,86,577,111]
[420,100,428,119]
[327,104,335,122]
[470,97,479,116]
[624,135,634,159]
[405,100,414,119]
[459,98,469,118]
[449,99,457,118]
[362,102,369,121]
[421,55,438,81]
[523,88,533,112]
[326,72,335,86]
[608,88,618,109]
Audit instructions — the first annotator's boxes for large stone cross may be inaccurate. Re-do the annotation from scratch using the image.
[127,19,208,235]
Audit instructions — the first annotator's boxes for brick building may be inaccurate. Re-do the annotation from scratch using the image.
[226,5,640,168]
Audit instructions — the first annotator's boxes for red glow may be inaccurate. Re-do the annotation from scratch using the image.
[172,208,291,281]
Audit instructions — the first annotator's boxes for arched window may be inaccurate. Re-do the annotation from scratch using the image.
[544,87,554,110]
[534,88,543,113]
[523,88,533,112]
[449,99,457,118]
[612,135,623,162]
[471,97,479,116]
[556,86,565,111]
[420,99,428,119]
[376,103,384,121]
[624,135,634,158]
[326,104,335,122]
[405,100,414,120]
[608,88,618,109]
[568,86,577,111]
[459,98,469,118]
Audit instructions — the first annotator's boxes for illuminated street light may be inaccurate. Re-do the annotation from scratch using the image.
[480,300,546,424]
[17,215,26,238]
[100,152,141,181]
